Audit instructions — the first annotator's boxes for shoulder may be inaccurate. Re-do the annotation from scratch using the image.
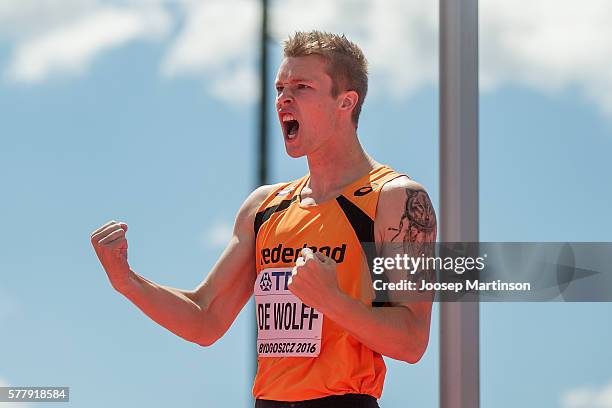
[234,183,286,239]
[245,184,286,211]
[375,175,437,240]
[380,175,428,197]
[377,175,431,214]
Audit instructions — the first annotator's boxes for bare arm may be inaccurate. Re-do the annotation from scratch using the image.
[305,176,437,363]
[90,184,278,346]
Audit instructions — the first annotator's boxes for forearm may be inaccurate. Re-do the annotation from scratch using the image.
[116,269,217,346]
[322,291,429,363]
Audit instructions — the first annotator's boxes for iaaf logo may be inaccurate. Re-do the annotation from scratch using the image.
[259,272,273,291]
[260,243,347,265]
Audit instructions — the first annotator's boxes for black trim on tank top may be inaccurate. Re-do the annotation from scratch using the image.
[336,195,387,307]
[336,195,374,244]
[254,196,298,237]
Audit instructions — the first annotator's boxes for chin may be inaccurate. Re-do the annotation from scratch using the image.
[284,144,306,158]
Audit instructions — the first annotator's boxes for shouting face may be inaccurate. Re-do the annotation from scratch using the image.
[275,55,343,158]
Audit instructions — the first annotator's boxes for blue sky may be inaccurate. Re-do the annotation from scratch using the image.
[1,1,612,407]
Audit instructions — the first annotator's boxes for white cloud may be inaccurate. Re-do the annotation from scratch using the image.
[269,0,438,99]
[157,0,437,104]
[0,0,98,38]
[269,0,353,39]
[2,0,612,116]
[480,0,612,115]
[160,0,258,104]
[5,3,172,83]
[209,64,258,105]
[203,221,233,248]
[562,380,612,408]
[352,0,438,99]
[161,0,256,76]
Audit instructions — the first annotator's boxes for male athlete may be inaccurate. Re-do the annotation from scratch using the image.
[91,31,437,408]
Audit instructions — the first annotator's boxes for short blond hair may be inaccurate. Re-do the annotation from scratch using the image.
[283,30,368,128]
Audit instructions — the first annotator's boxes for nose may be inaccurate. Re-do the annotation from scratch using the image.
[276,89,294,108]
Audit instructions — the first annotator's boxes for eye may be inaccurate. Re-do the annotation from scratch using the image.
[297,84,310,89]
[275,86,284,94]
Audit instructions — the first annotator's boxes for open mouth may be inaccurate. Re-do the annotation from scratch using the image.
[281,113,300,140]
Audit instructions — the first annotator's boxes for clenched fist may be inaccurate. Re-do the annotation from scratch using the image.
[288,247,341,312]
[91,220,131,291]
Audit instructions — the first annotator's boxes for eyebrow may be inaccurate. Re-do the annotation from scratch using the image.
[274,79,315,86]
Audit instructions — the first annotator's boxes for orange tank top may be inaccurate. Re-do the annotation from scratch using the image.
[252,165,403,401]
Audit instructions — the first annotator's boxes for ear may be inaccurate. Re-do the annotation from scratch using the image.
[338,90,359,112]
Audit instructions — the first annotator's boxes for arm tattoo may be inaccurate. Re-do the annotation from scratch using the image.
[385,187,438,296]
[389,188,437,253]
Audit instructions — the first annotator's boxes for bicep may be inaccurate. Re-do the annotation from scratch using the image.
[186,184,277,333]
[188,232,256,333]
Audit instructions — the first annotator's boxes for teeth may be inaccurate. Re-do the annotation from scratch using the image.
[282,113,295,122]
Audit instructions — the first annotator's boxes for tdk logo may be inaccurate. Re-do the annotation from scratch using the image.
[270,270,292,291]
[259,272,272,291]
[260,243,347,265]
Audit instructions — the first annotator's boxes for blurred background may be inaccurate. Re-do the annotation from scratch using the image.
[0,0,611,407]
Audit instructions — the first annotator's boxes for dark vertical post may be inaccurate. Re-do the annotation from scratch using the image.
[251,0,269,405]
[439,0,480,408]
[258,0,269,187]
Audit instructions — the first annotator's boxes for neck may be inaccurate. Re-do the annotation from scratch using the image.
[306,128,378,197]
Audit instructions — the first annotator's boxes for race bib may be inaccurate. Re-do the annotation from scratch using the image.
[254,267,323,357]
